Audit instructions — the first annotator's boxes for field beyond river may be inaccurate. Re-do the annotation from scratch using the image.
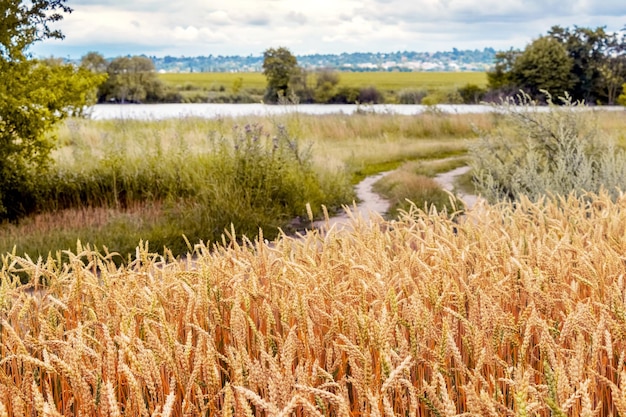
[157,71,489,104]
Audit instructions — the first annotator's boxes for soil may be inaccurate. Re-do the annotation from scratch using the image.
[312,165,480,231]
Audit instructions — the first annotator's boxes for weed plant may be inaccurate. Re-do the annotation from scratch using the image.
[471,92,626,202]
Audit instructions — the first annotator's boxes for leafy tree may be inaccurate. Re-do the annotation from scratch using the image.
[458,83,486,104]
[330,86,360,104]
[486,48,521,91]
[262,47,299,103]
[599,60,626,105]
[547,25,624,103]
[80,51,108,73]
[487,26,626,104]
[288,66,313,103]
[0,0,105,220]
[512,36,575,99]
[98,56,165,103]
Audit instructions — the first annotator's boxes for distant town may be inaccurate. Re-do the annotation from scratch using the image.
[144,48,497,73]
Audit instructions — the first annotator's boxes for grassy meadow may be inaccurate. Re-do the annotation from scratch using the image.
[3,193,626,415]
[1,108,625,262]
[0,111,494,261]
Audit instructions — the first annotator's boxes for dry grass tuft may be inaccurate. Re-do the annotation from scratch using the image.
[1,191,626,415]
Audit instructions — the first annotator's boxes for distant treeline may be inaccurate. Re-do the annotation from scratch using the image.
[79,25,626,105]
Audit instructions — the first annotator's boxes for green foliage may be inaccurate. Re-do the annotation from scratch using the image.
[313,69,340,103]
[95,55,166,103]
[330,86,360,104]
[470,92,626,203]
[231,76,243,94]
[397,88,428,104]
[177,124,350,239]
[373,170,460,218]
[421,89,463,105]
[548,25,625,103]
[512,36,575,99]
[80,51,108,73]
[288,67,313,103]
[487,49,521,91]
[458,83,486,104]
[262,47,299,103]
[0,0,70,61]
[357,86,385,104]
[159,71,489,105]
[488,26,626,104]
[14,120,353,256]
[0,0,105,220]
[618,83,626,106]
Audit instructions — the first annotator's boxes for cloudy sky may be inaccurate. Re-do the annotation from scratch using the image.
[32,0,626,58]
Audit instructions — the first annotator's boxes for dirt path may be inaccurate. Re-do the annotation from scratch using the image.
[312,171,393,230]
[312,164,480,231]
[433,166,480,209]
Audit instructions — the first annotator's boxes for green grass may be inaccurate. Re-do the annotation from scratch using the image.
[333,71,488,90]
[1,118,356,261]
[373,171,461,217]
[159,72,267,91]
[1,112,486,261]
[160,71,487,91]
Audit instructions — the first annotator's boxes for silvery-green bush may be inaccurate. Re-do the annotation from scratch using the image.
[470,92,626,203]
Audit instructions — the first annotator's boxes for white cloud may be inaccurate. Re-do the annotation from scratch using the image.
[31,0,626,58]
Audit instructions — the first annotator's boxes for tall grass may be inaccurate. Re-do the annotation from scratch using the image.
[1,192,626,415]
[0,112,489,259]
[3,109,624,260]
[1,118,354,259]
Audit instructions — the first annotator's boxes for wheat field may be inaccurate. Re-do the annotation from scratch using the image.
[1,191,626,416]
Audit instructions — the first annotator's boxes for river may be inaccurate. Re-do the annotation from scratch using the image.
[89,103,624,120]
[88,103,493,120]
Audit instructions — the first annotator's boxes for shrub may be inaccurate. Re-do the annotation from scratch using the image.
[421,89,464,105]
[470,92,626,203]
[373,170,460,217]
[313,69,340,103]
[358,86,385,104]
[458,83,486,104]
[329,86,360,104]
[397,88,429,104]
[172,124,352,240]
